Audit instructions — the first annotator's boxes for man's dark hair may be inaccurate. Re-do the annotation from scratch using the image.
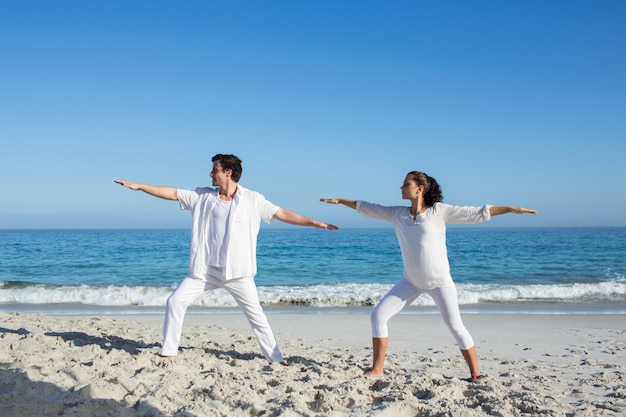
[212,154,243,182]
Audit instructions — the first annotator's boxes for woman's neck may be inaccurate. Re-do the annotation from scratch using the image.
[410,200,426,219]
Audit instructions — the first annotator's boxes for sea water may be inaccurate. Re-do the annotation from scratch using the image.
[1,228,625,313]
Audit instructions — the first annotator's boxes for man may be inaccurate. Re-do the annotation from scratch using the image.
[115,154,338,364]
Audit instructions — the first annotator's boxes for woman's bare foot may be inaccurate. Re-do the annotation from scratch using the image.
[363,368,384,378]
[466,374,483,382]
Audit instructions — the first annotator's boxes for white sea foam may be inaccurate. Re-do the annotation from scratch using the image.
[1,279,624,308]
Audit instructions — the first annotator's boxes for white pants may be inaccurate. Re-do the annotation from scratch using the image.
[370,278,475,350]
[160,275,284,362]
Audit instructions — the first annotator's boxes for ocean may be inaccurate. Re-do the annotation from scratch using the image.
[1,227,625,314]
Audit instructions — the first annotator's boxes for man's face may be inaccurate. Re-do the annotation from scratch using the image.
[210,161,231,187]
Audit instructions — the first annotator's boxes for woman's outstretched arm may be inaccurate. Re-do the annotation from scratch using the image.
[320,198,357,210]
[489,206,537,216]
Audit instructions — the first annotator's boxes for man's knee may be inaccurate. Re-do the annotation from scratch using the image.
[166,291,192,311]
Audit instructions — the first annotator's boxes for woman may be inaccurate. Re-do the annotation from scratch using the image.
[321,171,536,381]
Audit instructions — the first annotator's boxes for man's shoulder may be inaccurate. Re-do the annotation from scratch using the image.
[178,187,218,199]
[235,184,262,198]
[194,186,218,194]
[235,185,275,206]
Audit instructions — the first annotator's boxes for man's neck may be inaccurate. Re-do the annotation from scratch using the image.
[219,182,238,201]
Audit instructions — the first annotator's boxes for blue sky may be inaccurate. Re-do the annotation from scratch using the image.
[1,0,624,229]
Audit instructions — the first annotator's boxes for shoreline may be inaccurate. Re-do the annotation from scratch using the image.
[1,300,625,316]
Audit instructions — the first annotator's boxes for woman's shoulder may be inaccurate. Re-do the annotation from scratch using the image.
[429,202,444,211]
[360,201,405,210]
[427,202,455,216]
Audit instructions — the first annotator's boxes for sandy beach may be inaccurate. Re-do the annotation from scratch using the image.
[1,309,624,416]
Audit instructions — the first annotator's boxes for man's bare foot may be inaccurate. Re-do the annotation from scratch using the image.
[363,369,384,378]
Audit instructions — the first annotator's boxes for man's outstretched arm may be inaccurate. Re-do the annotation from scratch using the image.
[273,208,338,230]
[114,180,178,201]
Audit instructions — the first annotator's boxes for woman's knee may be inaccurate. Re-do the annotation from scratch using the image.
[444,316,466,334]
[370,310,389,338]
[447,321,474,349]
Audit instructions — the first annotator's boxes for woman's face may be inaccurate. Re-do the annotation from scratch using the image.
[400,175,421,200]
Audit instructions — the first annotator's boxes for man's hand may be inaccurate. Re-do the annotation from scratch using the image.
[114,180,140,190]
[114,180,178,200]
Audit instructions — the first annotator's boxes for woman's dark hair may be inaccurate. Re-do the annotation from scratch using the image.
[212,154,243,182]
[406,171,443,206]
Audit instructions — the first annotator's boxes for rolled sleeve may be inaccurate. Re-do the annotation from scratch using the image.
[259,200,280,224]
